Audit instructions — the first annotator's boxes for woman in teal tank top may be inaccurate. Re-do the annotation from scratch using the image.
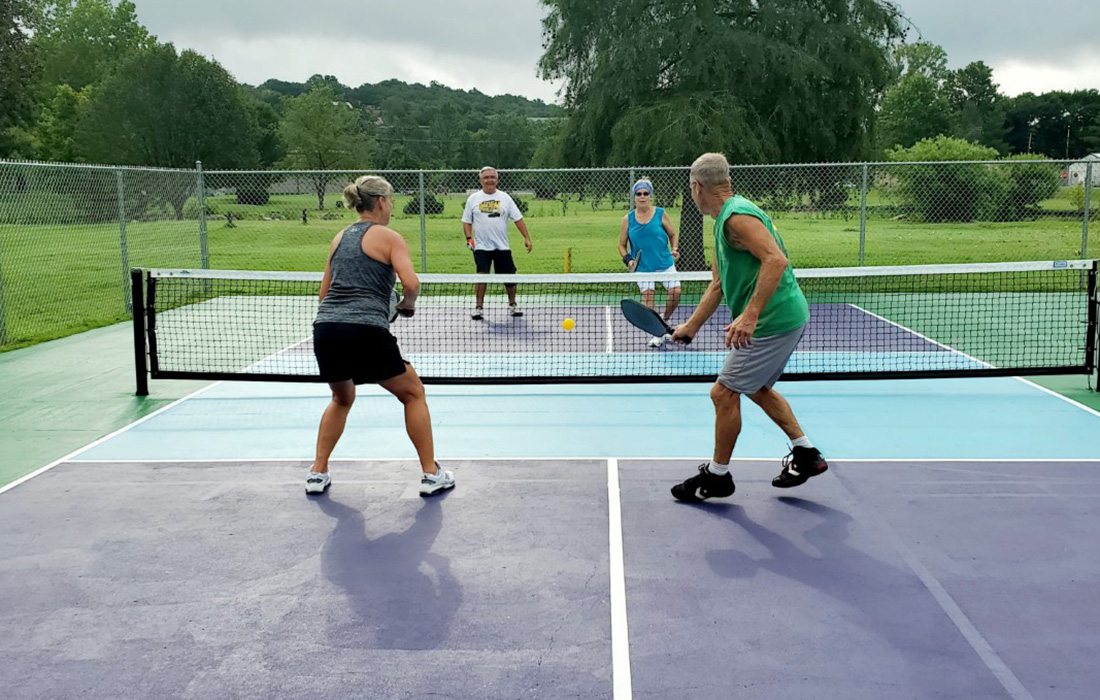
[617,178,682,336]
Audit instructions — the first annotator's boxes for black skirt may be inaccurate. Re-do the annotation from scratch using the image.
[313,322,408,385]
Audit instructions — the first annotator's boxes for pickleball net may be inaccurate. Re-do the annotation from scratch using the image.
[131,260,1098,392]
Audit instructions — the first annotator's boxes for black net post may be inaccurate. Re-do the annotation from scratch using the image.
[1088,262,1098,387]
[131,268,148,396]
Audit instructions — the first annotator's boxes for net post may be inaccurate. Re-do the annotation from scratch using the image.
[131,269,149,396]
[418,171,427,272]
[1087,261,1098,386]
[196,161,209,270]
[859,163,869,265]
[1083,161,1093,260]
[117,168,131,313]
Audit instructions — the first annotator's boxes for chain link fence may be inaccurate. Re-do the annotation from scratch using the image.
[1,158,1094,351]
[0,161,207,350]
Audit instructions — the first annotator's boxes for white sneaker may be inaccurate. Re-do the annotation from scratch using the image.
[419,465,455,496]
[305,471,331,494]
[509,303,523,317]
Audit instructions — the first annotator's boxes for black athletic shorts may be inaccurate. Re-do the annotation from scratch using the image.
[313,322,408,385]
[473,249,517,276]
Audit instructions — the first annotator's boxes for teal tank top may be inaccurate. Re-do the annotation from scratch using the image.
[627,207,675,272]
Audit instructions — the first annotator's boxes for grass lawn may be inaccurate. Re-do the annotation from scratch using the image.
[0,189,1095,350]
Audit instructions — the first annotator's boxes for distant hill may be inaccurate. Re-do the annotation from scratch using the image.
[256,76,562,120]
[249,75,565,169]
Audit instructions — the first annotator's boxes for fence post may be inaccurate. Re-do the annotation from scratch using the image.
[1083,161,1093,260]
[117,168,131,313]
[196,161,209,269]
[628,168,636,209]
[0,233,7,346]
[418,171,427,273]
[859,163,869,266]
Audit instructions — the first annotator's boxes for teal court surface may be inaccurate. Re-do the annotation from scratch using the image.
[3,372,1100,699]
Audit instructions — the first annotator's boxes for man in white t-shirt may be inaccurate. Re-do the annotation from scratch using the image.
[461,166,533,319]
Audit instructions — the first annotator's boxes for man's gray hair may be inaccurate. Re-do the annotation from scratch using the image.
[479,166,497,175]
[689,153,731,189]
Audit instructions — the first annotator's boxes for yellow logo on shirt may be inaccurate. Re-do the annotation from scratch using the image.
[478,200,502,218]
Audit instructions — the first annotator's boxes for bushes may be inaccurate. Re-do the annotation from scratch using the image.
[887,137,1001,222]
[1067,184,1100,213]
[992,155,1060,220]
[885,137,1064,222]
[225,173,273,206]
[403,192,444,215]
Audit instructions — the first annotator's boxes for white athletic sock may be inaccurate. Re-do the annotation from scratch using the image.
[791,436,814,449]
[707,461,730,475]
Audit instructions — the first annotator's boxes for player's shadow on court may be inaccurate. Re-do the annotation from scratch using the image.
[313,493,461,650]
[693,498,935,660]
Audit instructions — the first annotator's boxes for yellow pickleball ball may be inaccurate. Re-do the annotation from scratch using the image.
[562,318,575,331]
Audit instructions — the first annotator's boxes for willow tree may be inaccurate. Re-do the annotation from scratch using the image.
[539,0,906,267]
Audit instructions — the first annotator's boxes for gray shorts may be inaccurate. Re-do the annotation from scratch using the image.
[716,325,805,394]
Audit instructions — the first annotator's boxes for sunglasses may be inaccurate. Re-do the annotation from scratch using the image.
[635,191,651,196]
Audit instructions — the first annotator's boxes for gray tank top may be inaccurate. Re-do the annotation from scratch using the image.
[314,222,395,328]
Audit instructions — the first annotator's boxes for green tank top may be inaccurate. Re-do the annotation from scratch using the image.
[714,195,808,337]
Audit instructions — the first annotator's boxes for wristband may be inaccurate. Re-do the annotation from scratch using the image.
[622,254,633,266]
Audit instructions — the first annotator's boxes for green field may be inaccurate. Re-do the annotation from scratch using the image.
[0,188,1094,351]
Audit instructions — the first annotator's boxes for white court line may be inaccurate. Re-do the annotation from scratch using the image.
[846,302,992,366]
[0,324,332,494]
[0,380,219,497]
[832,470,1036,700]
[606,458,633,700]
[848,302,1100,418]
[605,306,614,354]
[64,456,1100,464]
[1011,376,1100,418]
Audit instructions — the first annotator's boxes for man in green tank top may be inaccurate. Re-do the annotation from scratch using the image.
[669,153,828,502]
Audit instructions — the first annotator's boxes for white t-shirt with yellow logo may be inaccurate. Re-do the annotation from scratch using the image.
[461,190,524,251]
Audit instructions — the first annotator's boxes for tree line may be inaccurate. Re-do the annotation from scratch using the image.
[0,0,562,172]
[2,0,1098,174]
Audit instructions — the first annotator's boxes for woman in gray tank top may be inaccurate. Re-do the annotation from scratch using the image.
[306,175,454,497]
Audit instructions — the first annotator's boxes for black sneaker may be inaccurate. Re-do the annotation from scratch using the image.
[772,447,829,488]
[671,463,735,502]
[471,308,484,320]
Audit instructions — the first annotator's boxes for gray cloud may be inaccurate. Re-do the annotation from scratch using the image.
[897,0,1099,64]
[134,1,547,63]
[129,0,1099,100]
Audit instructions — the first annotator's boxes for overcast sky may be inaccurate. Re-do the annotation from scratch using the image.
[130,1,1099,103]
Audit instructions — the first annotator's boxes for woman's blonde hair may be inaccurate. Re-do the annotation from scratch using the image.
[342,175,394,212]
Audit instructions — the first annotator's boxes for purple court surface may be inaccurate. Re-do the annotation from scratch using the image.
[2,371,1100,698]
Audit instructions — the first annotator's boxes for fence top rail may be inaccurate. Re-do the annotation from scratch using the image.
[4,159,1090,177]
[0,159,197,174]
[201,160,1089,177]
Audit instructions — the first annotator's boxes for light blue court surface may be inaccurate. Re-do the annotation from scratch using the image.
[76,376,1100,463]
